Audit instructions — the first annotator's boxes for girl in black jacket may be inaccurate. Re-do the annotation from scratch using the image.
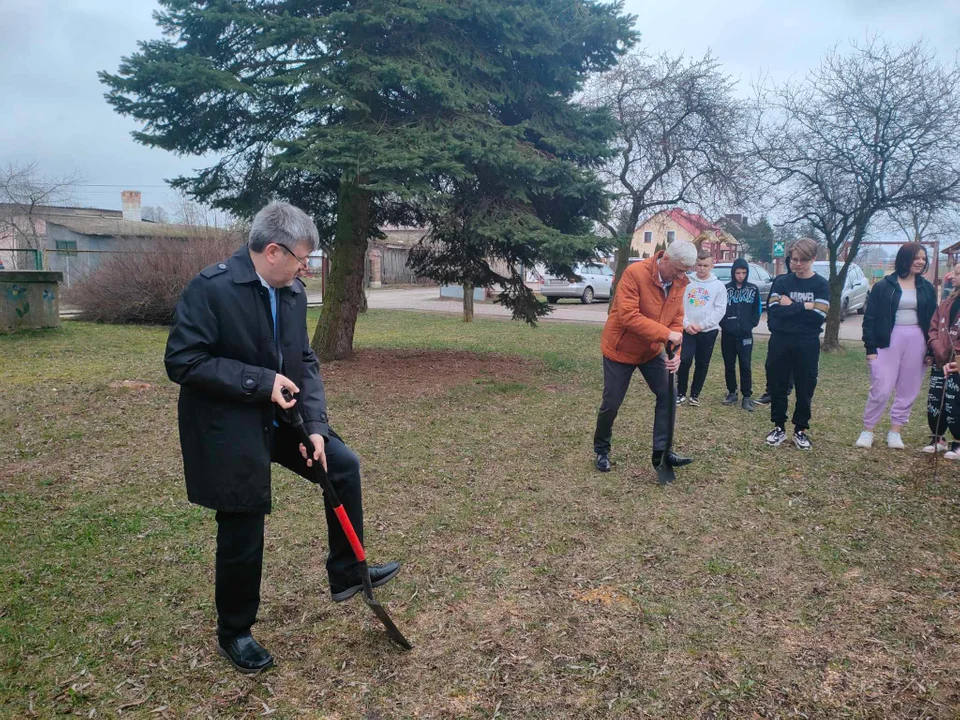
[856,243,937,449]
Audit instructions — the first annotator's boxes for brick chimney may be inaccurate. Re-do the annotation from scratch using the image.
[121,190,142,222]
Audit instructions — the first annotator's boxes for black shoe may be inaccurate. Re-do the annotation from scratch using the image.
[722,391,738,405]
[755,392,771,406]
[217,633,274,675]
[651,450,694,468]
[331,561,401,602]
[595,453,611,472]
[741,397,755,412]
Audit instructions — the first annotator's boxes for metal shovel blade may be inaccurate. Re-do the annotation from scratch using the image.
[656,462,675,486]
[362,572,413,650]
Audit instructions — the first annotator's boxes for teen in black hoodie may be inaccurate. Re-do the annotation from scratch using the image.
[720,258,762,410]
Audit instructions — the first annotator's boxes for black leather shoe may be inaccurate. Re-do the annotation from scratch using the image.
[651,451,694,468]
[331,561,401,602]
[595,453,611,472]
[217,633,274,675]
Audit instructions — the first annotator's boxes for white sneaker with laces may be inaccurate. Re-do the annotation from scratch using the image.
[921,439,948,453]
[855,431,874,448]
[793,430,812,450]
[945,449,960,460]
[765,427,786,447]
[887,431,905,450]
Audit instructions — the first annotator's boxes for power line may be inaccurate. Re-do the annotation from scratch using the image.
[76,183,173,188]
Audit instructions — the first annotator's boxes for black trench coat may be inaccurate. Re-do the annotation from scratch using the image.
[164,246,329,513]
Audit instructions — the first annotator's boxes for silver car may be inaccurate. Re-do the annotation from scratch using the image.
[812,261,868,316]
[712,262,773,307]
[540,262,615,303]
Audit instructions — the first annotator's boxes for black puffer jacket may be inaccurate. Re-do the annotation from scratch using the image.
[861,272,937,355]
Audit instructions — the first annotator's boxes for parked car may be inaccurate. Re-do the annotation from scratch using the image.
[812,261,868,316]
[539,262,615,303]
[626,257,773,307]
[712,262,773,307]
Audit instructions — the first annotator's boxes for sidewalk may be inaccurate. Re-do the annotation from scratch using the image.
[307,286,866,342]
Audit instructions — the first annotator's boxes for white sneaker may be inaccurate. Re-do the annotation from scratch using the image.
[855,431,874,448]
[887,432,905,450]
[946,449,960,460]
[765,427,787,447]
[921,439,948,453]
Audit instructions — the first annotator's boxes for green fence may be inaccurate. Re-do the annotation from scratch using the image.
[0,247,42,271]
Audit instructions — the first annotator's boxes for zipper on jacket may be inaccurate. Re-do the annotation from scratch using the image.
[615,329,627,352]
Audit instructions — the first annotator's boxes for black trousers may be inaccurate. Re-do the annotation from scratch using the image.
[721,331,754,397]
[594,354,672,455]
[766,333,820,431]
[215,427,363,641]
[927,367,960,441]
[764,370,793,396]
[677,329,718,397]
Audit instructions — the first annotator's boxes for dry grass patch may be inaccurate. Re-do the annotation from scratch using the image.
[1,312,959,718]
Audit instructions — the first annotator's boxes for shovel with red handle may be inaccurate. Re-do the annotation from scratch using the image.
[656,342,679,486]
[280,389,413,650]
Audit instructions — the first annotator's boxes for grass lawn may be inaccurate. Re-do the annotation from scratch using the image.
[1,310,958,718]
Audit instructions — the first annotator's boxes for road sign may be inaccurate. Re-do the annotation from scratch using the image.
[773,241,785,258]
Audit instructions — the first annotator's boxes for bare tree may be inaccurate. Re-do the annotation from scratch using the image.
[141,205,170,223]
[886,199,959,281]
[0,161,81,255]
[164,190,232,229]
[752,38,960,350]
[581,51,749,285]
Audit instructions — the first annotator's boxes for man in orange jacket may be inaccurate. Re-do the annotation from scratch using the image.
[594,240,697,473]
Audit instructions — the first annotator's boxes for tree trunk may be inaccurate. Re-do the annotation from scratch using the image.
[821,275,844,352]
[462,283,475,322]
[609,235,634,310]
[311,177,371,361]
[612,235,634,287]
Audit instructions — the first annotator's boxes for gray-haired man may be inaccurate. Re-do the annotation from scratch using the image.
[165,202,400,674]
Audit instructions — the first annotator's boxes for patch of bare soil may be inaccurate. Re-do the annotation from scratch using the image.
[320,349,543,398]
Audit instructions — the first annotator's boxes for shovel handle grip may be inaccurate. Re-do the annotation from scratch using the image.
[334,505,366,562]
[279,388,366,562]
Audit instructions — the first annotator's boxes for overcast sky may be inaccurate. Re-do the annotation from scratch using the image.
[0,0,957,212]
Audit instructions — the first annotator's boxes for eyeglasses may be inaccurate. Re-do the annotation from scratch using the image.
[275,243,310,271]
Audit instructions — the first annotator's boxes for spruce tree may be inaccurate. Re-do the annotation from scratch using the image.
[101,0,635,357]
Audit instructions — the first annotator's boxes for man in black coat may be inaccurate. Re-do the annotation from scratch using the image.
[165,201,400,674]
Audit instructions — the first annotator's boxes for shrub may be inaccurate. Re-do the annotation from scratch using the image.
[70,233,244,325]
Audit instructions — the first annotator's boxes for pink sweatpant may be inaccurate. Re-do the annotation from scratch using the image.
[863,324,927,428]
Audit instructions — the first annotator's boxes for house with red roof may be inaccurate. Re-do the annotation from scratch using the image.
[631,208,741,261]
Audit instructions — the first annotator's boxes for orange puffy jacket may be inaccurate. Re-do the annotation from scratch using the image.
[601,252,688,365]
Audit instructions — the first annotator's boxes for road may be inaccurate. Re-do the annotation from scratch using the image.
[306,286,866,342]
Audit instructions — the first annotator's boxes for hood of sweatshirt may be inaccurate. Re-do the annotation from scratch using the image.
[689,272,720,286]
[731,257,750,285]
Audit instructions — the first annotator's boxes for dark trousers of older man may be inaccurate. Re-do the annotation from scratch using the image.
[214,427,363,642]
[593,354,672,455]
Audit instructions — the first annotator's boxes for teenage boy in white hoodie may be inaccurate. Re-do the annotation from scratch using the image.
[677,250,728,406]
